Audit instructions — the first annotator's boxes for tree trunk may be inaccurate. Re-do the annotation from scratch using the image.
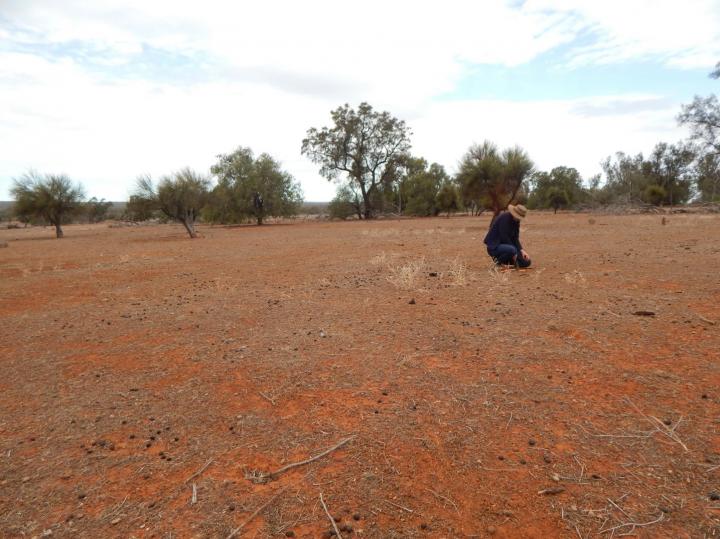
[359,182,373,219]
[181,219,197,238]
[54,222,64,238]
[257,214,263,225]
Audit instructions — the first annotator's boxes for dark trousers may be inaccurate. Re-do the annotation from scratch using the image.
[488,244,531,268]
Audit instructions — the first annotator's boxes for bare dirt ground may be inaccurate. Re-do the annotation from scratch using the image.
[1,213,719,539]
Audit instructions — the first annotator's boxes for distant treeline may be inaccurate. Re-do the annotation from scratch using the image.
[3,62,718,238]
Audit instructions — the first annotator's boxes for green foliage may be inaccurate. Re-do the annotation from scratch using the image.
[435,181,460,217]
[545,186,570,213]
[10,171,85,238]
[85,197,113,223]
[694,152,720,202]
[678,94,720,155]
[124,194,157,221]
[302,102,411,219]
[400,159,450,216]
[209,147,303,225]
[528,167,584,210]
[328,185,361,220]
[456,141,533,216]
[133,169,210,238]
[643,184,667,206]
[600,142,694,205]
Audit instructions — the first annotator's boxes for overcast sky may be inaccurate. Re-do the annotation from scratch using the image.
[1,0,718,201]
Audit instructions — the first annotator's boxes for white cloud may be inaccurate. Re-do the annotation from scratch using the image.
[0,0,716,200]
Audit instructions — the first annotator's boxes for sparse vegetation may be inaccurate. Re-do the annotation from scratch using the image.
[10,171,85,238]
[132,169,210,238]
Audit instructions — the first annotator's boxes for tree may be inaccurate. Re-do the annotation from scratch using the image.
[301,102,411,219]
[528,166,585,210]
[400,159,450,216]
[85,197,113,223]
[678,95,719,156]
[643,184,667,206]
[545,186,570,213]
[328,185,361,220]
[694,152,720,202]
[435,181,460,217]
[124,194,157,221]
[133,169,210,238]
[10,171,85,238]
[600,143,693,206]
[209,147,303,225]
[643,142,695,206]
[456,141,534,217]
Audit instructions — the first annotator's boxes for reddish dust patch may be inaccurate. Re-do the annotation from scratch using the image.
[1,215,720,538]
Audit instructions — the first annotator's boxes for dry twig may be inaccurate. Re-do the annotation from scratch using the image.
[599,512,665,535]
[185,458,214,484]
[319,493,343,539]
[248,436,356,484]
[626,399,689,452]
[226,486,288,539]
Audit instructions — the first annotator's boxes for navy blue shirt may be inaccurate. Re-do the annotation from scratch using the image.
[483,211,522,252]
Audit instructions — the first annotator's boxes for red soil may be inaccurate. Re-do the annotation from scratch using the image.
[1,213,719,538]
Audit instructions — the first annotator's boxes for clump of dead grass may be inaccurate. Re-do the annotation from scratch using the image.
[563,270,587,286]
[387,258,426,289]
[370,252,388,266]
[446,257,469,286]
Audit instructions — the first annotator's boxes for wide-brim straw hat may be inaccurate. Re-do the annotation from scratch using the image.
[508,204,527,221]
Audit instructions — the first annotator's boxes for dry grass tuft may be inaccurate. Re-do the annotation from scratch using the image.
[447,258,469,286]
[387,258,426,289]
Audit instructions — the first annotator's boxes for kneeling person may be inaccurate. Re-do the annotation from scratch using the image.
[483,204,531,268]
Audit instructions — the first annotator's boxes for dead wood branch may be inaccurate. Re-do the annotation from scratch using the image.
[626,399,689,452]
[425,487,459,513]
[185,458,214,484]
[599,512,665,535]
[319,492,343,539]
[248,436,356,484]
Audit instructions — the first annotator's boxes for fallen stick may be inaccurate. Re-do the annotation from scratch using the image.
[226,485,288,539]
[251,436,356,483]
[425,487,459,513]
[599,512,664,534]
[259,392,276,405]
[384,499,415,513]
[626,398,689,452]
[698,315,716,325]
[191,483,197,505]
[319,492,343,539]
[185,458,214,484]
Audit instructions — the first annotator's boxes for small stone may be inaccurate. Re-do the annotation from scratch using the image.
[22,476,30,482]
[543,455,552,464]
[285,531,295,537]
[409,298,416,305]
[429,272,438,277]
[702,394,708,399]
[41,529,52,536]
[486,525,497,535]
[528,439,536,446]
[111,517,121,525]
[353,513,361,521]
[420,522,428,530]
[710,492,720,501]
